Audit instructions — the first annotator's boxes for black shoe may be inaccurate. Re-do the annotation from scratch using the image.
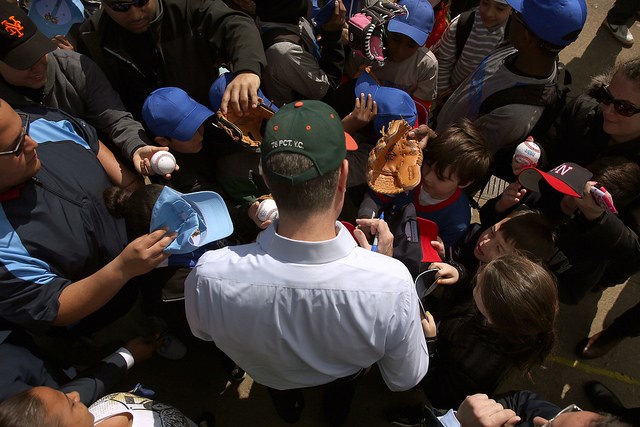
[584,381,625,414]
[576,329,624,359]
[385,404,427,427]
[229,365,246,383]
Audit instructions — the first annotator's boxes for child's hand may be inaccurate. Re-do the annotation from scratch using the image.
[421,311,437,338]
[322,0,347,32]
[408,124,437,150]
[574,181,606,221]
[496,182,526,213]
[430,238,445,259]
[248,201,272,229]
[342,93,377,133]
[429,262,459,285]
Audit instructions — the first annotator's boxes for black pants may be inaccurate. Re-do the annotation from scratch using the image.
[607,0,640,24]
[608,300,640,338]
[267,369,365,426]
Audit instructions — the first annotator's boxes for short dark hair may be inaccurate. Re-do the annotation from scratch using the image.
[423,119,491,187]
[103,184,164,241]
[477,253,558,375]
[265,152,340,216]
[588,156,640,209]
[501,209,555,261]
[0,389,53,427]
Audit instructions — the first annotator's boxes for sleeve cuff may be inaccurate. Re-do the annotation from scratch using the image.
[113,347,135,370]
[438,409,461,427]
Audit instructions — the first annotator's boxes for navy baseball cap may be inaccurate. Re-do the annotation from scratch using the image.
[507,0,587,48]
[150,186,233,254]
[142,87,215,140]
[387,0,434,46]
[355,70,418,134]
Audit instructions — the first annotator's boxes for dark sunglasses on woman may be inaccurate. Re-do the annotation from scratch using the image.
[596,85,640,117]
[0,113,30,157]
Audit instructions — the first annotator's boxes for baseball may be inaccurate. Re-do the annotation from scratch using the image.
[512,137,541,175]
[151,151,176,175]
[257,198,279,222]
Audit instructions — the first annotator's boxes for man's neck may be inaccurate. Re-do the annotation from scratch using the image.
[509,52,555,79]
[276,213,338,242]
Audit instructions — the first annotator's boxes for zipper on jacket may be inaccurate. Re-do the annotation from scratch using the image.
[31,176,84,208]
[103,47,147,78]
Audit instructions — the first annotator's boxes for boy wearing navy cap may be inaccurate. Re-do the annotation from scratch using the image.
[346,0,438,110]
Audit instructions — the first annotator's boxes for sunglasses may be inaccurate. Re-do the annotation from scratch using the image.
[541,404,582,427]
[597,85,640,117]
[105,0,150,12]
[0,113,30,157]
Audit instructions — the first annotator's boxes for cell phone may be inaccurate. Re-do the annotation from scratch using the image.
[590,184,617,214]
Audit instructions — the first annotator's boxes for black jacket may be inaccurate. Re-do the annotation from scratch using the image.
[77,0,266,117]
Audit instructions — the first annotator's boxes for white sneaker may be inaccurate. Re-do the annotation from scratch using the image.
[603,19,634,46]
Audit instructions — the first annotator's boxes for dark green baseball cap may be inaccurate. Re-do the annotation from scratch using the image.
[261,100,355,185]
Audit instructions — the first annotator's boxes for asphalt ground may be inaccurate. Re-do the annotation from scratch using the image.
[101,1,640,425]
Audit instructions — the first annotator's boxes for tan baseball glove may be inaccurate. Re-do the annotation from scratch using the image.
[367,119,423,194]
[214,100,276,151]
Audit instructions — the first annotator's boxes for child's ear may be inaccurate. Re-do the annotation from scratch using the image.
[458,180,472,189]
[154,136,170,147]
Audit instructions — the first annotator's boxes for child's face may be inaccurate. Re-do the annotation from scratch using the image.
[385,32,421,62]
[168,125,205,154]
[473,217,514,263]
[478,0,511,29]
[421,163,464,200]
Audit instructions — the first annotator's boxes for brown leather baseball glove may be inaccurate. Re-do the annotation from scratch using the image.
[367,119,423,194]
[214,100,276,151]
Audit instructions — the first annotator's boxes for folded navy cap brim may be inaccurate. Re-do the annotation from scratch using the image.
[3,30,56,69]
[387,19,428,46]
[415,268,439,299]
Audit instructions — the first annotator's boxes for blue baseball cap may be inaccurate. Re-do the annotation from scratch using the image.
[28,0,84,39]
[150,187,233,255]
[142,87,214,140]
[507,0,587,47]
[387,0,434,46]
[209,72,277,112]
[355,70,417,134]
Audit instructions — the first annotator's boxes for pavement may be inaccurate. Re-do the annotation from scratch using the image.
[114,2,640,425]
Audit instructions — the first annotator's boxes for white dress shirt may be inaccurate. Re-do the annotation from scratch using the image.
[185,221,429,391]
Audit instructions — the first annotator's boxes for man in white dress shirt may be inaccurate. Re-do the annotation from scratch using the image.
[185,100,429,425]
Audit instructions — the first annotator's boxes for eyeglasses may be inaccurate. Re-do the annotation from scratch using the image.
[597,85,640,117]
[105,0,150,12]
[0,113,30,157]
[541,404,582,427]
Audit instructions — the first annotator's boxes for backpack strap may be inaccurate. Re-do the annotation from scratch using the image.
[454,9,475,60]
[262,28,304,51]
[478,82,556,116]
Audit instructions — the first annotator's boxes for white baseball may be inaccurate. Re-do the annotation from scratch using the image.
[512,137,541,175]
[257,199,278,222]
[151,151,176,175]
